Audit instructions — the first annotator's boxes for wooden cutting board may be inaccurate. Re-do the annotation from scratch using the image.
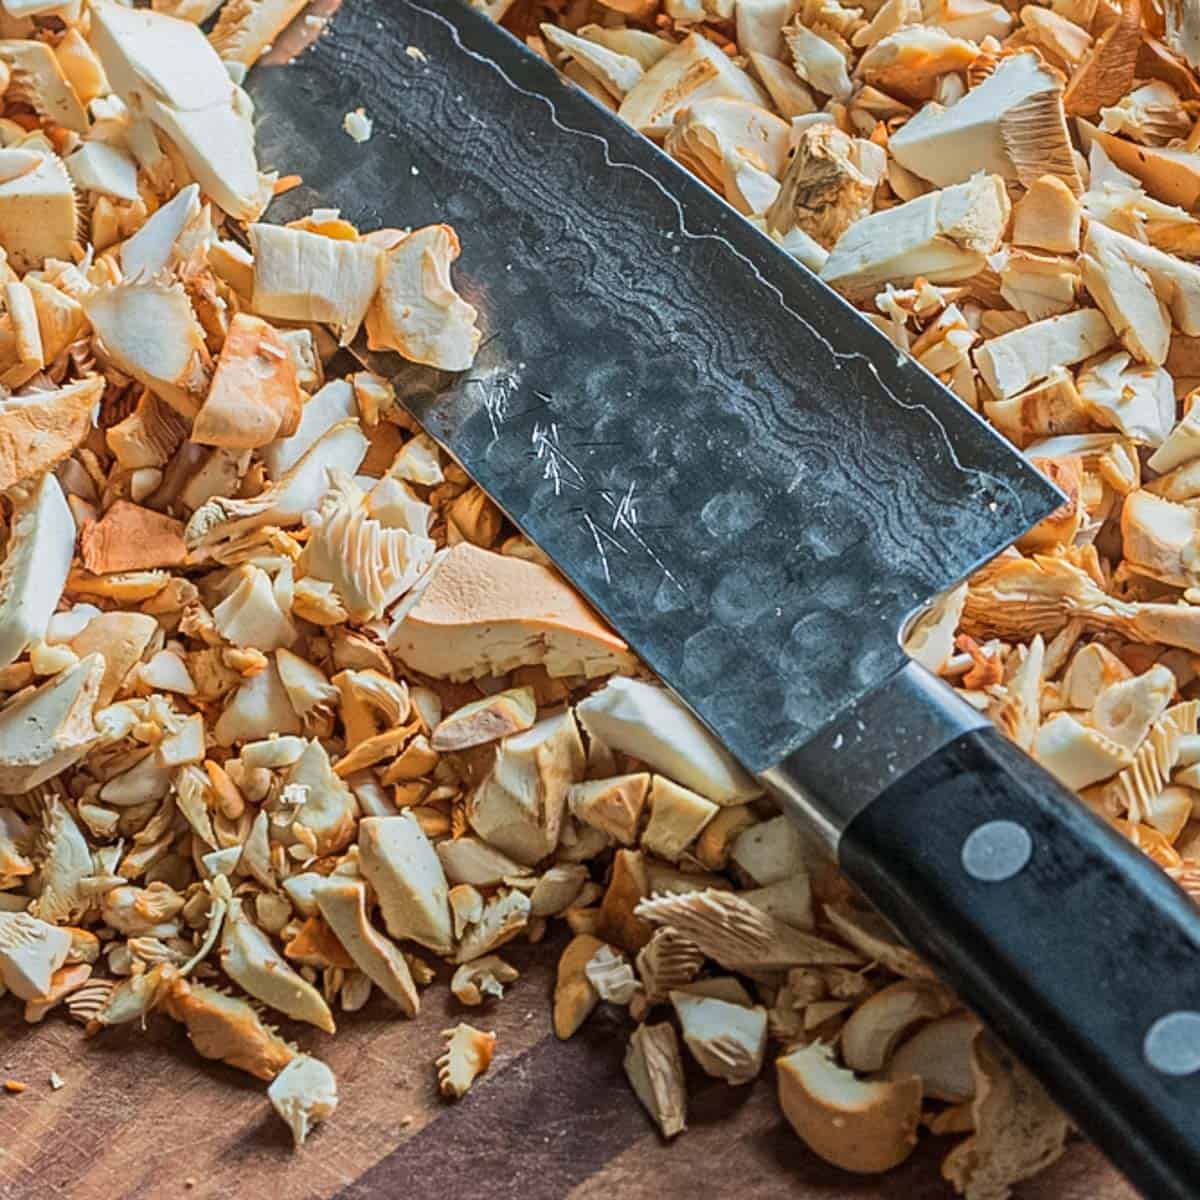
[0,935,1136,1200]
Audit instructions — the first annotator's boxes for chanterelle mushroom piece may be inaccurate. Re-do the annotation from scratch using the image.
[635,927,705,1005]
[982,368,1091,448]
[665,98,790,214]
[80,501,188,575]
[617,33,767,138]
[941,1035,1069,1198]
[186,420,368,556]
[0,41,88,135]
[541,22,643,99]
[1100,81,1191,147]
[996,250,1079,321]
[1012,175,1081,254]
[782,21,853,101]
[749,51,817,120]
[89,2,272,221]
[437,1023,496,1099]
[262,378,356,480]
[163,973,296,1081]
[250,222,384,346]
[214,657,303,747]
[219,897,335,1034]
[70,611,158,707]
[66,141,138,204]
[83,282,211,419]
[1081,120,1200,211]
[0,911,70,1000]
[597,848,653,951]
[974,308,1114,399]
[822,900,938,980]
[576,676,758,804]
[192,313,303,448]
[26,793,91,927]
[1063,0,1141,117]
[624,1022,687,1139]
[857,26,978,102]
[641,776,719,863]
[766,123,880,247]
[209,0,310,68]
[1033,712,1132,788]
[454,888,531,963]
[961,551,1200,654]
[574,24,669,70]
[554,932,604,1038]
[120,182,202,282]
[314,876,419,1017]
[0,652,102,793]
[389,543,635,681]
[24,961,92,1024]
[268,1054,338,1149]
[358,813,453,956]
[0,807,31,881]
[777,1041,922,1173]
[568,772,650,846]
[1086,220,1200,362]
[438,837,530,887]
[365,223,481,370]
[106,392,189,474]
[0,472,74,670]
[840,979,956,1073]
[820,173,1010,300]
[432,687,537,752]
[298,471,435,622]
[0,146,79,273]
[451,955,518,1006]
[730,813,814,886]
[1081,223,1170,365]
[1077,352,1175,445]
[889,52,1079,193]
[670,990,767,1085]
[0,378,100,494]
[468,708,584,865]
[212,564,296,651]
[636,889,860,971]
[889,1013,980,1102]
[1149,399,1200,474]
[1121,491,1200,588]
[284,737,357,854]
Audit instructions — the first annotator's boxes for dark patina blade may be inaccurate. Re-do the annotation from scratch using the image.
[247,0,1060,775]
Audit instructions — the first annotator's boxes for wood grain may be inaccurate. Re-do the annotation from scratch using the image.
[0,936,1137,1200]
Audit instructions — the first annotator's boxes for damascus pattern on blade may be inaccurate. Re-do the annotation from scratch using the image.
[248,0,1059,774]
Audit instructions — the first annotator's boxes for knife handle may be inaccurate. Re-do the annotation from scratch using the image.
[839,725,1200,1200]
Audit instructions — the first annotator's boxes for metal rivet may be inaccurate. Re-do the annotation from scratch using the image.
[961,820,1032,882]
[1145,1012,1200,1076]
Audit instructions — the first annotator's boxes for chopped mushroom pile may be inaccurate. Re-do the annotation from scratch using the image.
[0,0,1188,1196]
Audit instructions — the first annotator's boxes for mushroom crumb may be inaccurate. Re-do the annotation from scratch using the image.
[268,1055,338,1147]
[0,0,1193,1193]
[437,1022,496,1098]
[343,108,374,144]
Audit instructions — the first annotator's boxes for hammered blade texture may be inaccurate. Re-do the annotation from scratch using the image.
[247,0,1060,775]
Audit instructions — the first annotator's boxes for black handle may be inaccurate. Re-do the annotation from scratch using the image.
[840,725,1200,1200]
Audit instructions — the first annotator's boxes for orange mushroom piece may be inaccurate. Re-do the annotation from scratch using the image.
[191,313,303,449]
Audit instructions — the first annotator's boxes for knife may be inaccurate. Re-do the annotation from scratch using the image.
[248,3,1200,1194]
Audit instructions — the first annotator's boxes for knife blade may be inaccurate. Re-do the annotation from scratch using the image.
[251,8,1053,772]
[248,4,1200,1196]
